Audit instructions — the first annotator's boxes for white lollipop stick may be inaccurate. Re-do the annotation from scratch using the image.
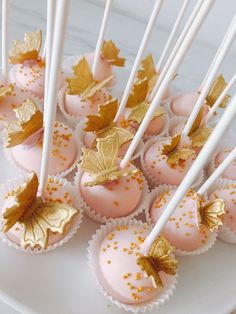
[39,0,69,196]
[141,91,236,254]
[204,72,236,124]
[200,15,236,89]
[149,0,204,101]
[92,0,113,77]
[198,146,236,195]
[44,0,56,121]
[115,0,163,122]
[182,14,236,137]
[120,0,214,168]
[1,0,9,83]
[157,0,190,71]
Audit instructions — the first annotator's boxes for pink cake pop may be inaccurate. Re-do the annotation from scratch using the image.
[214,147,236,180]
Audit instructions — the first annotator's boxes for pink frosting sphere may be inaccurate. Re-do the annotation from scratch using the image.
[3,178,79,248]
[209,184,236,234]
[99,224,171,304]
[171,93,209,117]
[14,60,64,98]
[64,89,111,118]
[144,140,195,185]
[0,84,37,127]
[150,189,210,251]
[215,148,236,180]
[85,52,113,82]
[11,122,77,175]
[131,114,166,136]
[79,164,143,218]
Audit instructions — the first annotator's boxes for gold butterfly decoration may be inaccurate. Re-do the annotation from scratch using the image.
[136,54,159,93]
[9,30,42,64]
[80,133,138,187]
[206,74,230,108]
[84,98,133,148]
[137,235,178,288]
[199,198,225,232]
[162,134,196,166]
[101,40,126,67]
[126,78,165,124]
[6,98,43,148]
[66,57,113,99]
[188,106,212,148]
[0,85,14,101]
[1,172,78,249]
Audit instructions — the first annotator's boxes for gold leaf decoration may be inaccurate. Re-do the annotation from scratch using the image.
[66,57,112,99]
[199,198,225,232]
[101,40,126,67]
[9,30,42,64]
[84,98,118,132]
[80,133,138,187]
[162,134,181,156]
[190,127,212,148]
[206,75,230,108]
[96,126,133,149]
[1,172,78,249]
[128,102,165,124]
[2,172,39,233]
[167,148,196,167]
[6,99,43,148]
[137,235,178,288]
[0,85,14,101]
[126,78,148,108]
[137,54,156,82]
[188,105,205,136]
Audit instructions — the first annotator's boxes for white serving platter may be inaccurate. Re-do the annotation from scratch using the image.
[0,62,236,314]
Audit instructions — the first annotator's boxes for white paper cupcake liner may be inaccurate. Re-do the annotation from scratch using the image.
[142,112,170,142]
[87,218,178,313]
[145,185,217,256]
[207,178,236,244]
[76,119,144,162]
[0,173,84,254]
[74,167,150,224]
[3,121,81,178]
[140,136,204,189]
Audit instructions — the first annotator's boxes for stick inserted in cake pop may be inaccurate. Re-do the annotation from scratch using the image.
[44,0,56,120]
[204,72,236,123]
[157,0,190,71]
[39,0,69,196]
[115,0,163,122]
[92,0,113,77]
[142,91,236,253]
[1,0,9,83]
[149,0,204,101]
[120,0,214,168]
[181,14,236,137]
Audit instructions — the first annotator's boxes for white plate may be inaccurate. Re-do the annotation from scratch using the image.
[0,64,236,314]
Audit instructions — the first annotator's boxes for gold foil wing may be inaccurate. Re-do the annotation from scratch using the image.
[0,85,14,101]
[96,126,134,148]
[199,199,225,232]
[126,78,148,108]
[6,99,43,148]
[9,30,42,64]
[1,172,38,233]
[80,134,138,186]
[167,148,196,167]
[137,54,156,82]
[67,57,113,99]
[190,127,212,148]
[101,40,126,67]
[137,235,178,288]
[21,201,78,249]
[188,105,205,136]
[84,98,118,132]
[206,75,230,108]
[128,102,164,124]
[162,134,181,155]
